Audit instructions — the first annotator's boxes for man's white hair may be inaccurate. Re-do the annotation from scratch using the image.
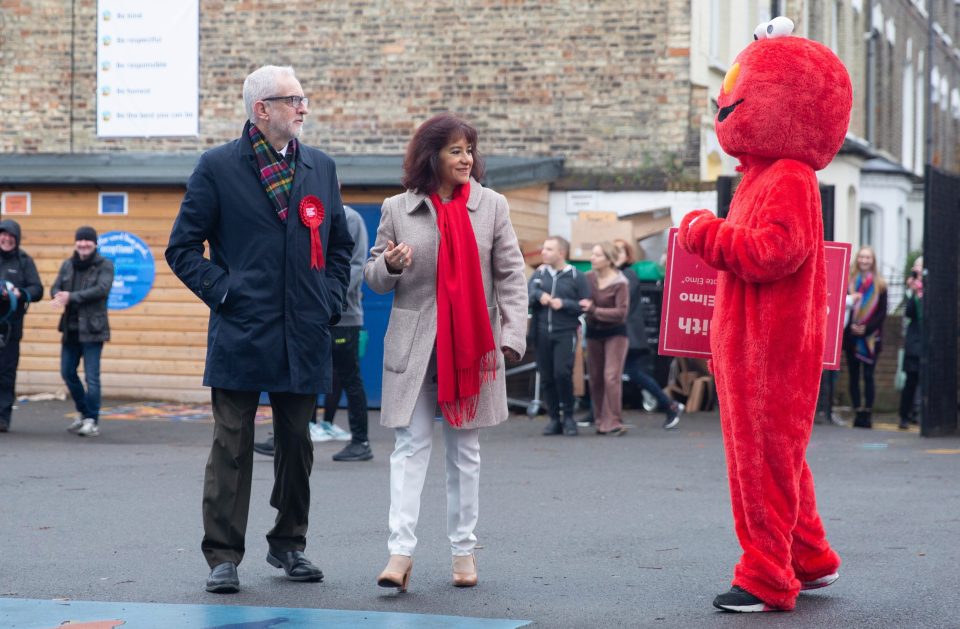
[243,65,297,124]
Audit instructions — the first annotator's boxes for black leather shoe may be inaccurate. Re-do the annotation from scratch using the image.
[542,418,563,435]
[332,441,373,462]
[205,562,239,593]
[266,550,324,582]
[852,410,872,429]
[562,417,579,436]
[253,436,275,457]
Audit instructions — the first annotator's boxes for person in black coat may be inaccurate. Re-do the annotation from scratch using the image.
[51,226,114,438]
[0,220,43,433]
[166,65,353,594]
[898,256,922,430]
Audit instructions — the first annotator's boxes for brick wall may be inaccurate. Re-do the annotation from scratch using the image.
[0,0,702,184]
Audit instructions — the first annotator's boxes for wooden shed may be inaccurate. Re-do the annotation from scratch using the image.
[0,153,561,403]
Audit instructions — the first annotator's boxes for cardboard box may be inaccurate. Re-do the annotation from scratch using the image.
[625,208,674,241]
[569,219,633,260]
[568,209,674,260]
[579,211,618,222]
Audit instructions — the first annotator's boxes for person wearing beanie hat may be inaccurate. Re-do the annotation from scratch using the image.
[75,226,98,244]
[51,226,115,438]
[0,219,44,433]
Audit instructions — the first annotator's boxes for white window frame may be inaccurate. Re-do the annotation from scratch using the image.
[1,191,31,215]
[98,191,129,216]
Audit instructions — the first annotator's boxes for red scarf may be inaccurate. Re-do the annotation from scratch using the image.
[430,182,497,427]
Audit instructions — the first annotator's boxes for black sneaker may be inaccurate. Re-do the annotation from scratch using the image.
[713,586,776,612]
[332,441,373,462]
[663,403,684,430]
[562,417,579,436]
[253,436,275,457]
[542,418,563,436]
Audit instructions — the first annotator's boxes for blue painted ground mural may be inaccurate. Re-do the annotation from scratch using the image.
[0,598,530,629]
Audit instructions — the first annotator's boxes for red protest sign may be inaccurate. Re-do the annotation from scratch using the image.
[657,229,716,359]
[657,228,851,370]
[822,241,852,369]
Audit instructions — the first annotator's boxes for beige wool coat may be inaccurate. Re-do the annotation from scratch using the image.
[364,179,528,429]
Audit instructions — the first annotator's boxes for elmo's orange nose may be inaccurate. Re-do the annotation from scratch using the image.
[723,63,740,95]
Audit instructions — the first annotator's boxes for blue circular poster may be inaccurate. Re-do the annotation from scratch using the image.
[98,231,155,310]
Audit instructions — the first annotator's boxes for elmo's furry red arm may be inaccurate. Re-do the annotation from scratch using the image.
[678,162,818,283]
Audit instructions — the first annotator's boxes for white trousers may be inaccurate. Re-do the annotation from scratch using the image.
[387,367,481,557]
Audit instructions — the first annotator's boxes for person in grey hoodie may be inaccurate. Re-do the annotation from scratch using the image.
[254,205,372,461]
[0,220,43,433]
[324,205,372,461]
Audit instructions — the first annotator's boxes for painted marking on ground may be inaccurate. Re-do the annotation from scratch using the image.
[924,448,960,455]
[0,598,530,629]
[94,402,273,425]
[865,422,919,433]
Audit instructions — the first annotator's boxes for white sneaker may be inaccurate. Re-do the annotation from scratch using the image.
[66,417,84,433]
[321,421,352,442]
[641,390,658,412]
[800,572,839,590]
[309,422,333,442]
[663,403,684,430]
[77,418,100,437]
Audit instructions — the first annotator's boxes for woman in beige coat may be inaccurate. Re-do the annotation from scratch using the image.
[365,113,527,591]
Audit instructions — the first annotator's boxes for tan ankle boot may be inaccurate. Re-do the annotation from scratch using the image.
[452,554,477,587]
[377,555,413,592]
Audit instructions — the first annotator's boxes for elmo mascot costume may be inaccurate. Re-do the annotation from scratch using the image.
[678,17,852,612]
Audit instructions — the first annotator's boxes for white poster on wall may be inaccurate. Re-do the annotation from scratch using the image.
[96,0,199,137]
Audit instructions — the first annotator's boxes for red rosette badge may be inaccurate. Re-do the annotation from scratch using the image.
[298,195,326,269]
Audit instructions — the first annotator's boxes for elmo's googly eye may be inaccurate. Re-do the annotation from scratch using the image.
[766,16,795,38]
[754,16,795,40]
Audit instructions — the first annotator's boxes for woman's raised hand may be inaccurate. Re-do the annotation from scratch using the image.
[385,240,413,272]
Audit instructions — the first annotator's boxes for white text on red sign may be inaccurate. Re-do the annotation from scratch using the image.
[678,292,715,307]
[678,317,710,335]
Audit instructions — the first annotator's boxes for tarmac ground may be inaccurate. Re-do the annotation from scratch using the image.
[1,398,958,628]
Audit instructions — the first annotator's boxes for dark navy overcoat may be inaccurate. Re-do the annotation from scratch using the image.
[166,126,352,394]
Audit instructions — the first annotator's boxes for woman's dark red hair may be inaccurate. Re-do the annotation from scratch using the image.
[401,113,486,194]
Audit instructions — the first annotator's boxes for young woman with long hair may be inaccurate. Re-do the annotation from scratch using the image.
[844,245,888,428]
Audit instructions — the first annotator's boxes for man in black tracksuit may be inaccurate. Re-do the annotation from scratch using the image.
[528,236,589,436]
[0,220,43,433]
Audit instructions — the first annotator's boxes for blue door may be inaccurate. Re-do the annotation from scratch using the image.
[262,204,393,409]
[313,203,393,409]
[318,203,392,408]
[352,203,391,407]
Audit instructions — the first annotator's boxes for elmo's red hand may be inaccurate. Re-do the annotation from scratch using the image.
[678,209,714,253]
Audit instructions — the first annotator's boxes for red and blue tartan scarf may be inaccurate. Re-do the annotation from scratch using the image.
[851,272,881,364]
[248,123,297,222]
